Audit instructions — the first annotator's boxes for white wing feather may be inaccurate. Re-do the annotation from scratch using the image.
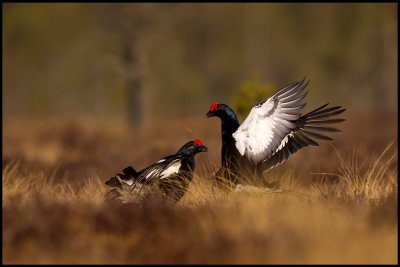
[232,79,309,164]
[160,161,182,179]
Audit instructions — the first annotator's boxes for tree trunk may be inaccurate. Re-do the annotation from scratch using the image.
[122,40,142,128]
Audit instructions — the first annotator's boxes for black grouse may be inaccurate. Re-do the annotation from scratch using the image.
[105,139,208,204]
[206,78,345,187]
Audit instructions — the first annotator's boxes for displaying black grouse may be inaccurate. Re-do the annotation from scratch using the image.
[206,78,345,187]
[105,140,208,203]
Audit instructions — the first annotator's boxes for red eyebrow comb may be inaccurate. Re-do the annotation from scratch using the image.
[209,102,218,111]
[193,139,203,146]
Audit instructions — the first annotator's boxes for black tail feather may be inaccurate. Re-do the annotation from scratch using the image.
[302,129,333,141]
[105,166,137,189]
[303,125,341,132]
[298,104,345,143]
[307,118,346,125]
[123,166,137,178]
[105,176,123,189]
[305,108,346,120]
[261,103,345,173]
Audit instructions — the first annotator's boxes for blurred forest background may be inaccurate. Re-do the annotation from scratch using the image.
[3,2,398,185]
[3,3,398,264]
[4,3,397,123]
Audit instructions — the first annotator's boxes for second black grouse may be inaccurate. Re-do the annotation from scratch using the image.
[105,139,208,203]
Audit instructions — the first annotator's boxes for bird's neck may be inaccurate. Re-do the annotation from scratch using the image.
[221,111,240,138]
[219,110,240,167]
[182,154,195,171]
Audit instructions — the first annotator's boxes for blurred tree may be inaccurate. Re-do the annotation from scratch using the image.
[94,3,194,127]
[232,72,274,117]
[368,4,397,109]
[3,3,397,121]
[95,4,148,128]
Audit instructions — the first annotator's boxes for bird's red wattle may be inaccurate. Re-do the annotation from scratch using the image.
[194,139,203,146]
[209,102,218,112]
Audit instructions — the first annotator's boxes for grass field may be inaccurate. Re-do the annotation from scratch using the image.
[2,110,398,264]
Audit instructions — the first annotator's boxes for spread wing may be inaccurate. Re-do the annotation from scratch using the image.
[261,104,346,172]
[232,78,309,164]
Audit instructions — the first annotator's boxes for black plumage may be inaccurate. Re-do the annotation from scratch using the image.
[206,78,345,187]
[105,140,208,203]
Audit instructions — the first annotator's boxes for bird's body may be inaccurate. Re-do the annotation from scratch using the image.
[206,78,345,187]
[105,140,207,204]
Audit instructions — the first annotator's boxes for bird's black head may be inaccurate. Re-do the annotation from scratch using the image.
[177,139,208,155]
[206,102,238,121]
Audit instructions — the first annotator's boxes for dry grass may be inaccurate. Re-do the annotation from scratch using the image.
[313,142,398,205]
[2,113,398,264]
[3,145,398,264]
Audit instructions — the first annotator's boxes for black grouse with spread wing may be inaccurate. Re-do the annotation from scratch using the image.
[206,78,345,187]
[105,140,208,203]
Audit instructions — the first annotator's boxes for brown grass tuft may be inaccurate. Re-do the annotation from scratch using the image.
[314,141,398,206]
[2,114,397,263]
[3,143,398,264]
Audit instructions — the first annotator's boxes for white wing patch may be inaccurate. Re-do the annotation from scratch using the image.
[156,159,166,163]
[232,79,308,164]
[160,161,182,179]
[122,179,134,186]
[115,175,134,186]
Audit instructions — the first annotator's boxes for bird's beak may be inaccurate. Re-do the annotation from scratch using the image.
[199,145,208,152]
[206,111,213,118]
